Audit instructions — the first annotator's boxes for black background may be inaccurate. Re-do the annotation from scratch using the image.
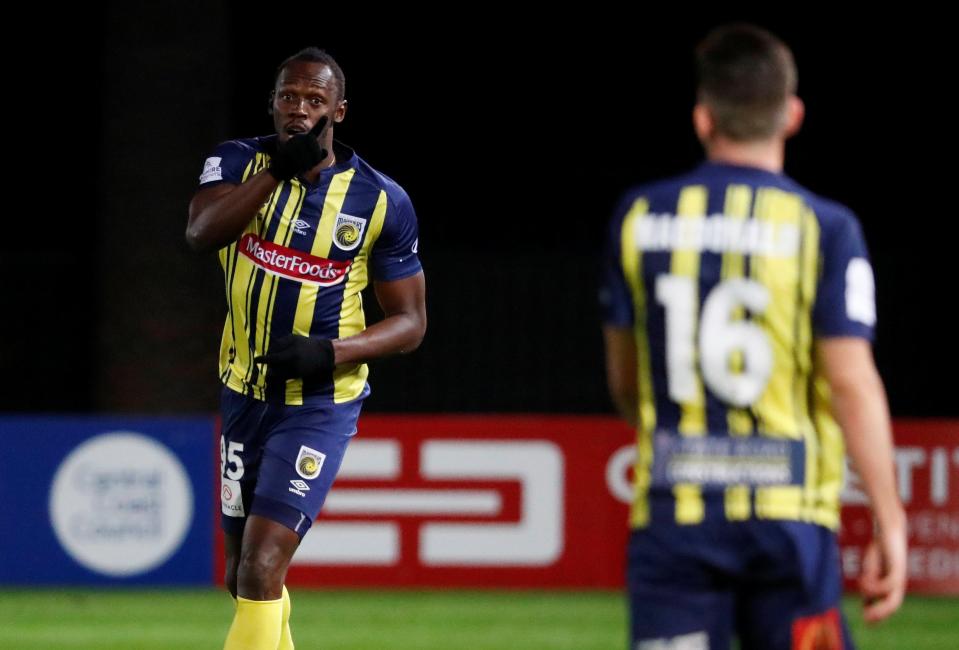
[3,5,955,416]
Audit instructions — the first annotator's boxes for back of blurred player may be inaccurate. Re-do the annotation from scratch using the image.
[601,23,906,650]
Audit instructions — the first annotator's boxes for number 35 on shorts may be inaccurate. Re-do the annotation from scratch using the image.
[220,436,246,517]
[220,436,245,480]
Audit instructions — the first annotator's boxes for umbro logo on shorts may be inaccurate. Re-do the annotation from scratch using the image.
[289,479,311,497]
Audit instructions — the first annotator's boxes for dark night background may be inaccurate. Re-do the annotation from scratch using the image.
[3,5,955,417]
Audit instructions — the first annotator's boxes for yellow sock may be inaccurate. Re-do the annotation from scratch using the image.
[277,585,294,650]
[223,595,283,650]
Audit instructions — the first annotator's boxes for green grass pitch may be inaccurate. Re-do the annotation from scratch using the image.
[0,589,955,649]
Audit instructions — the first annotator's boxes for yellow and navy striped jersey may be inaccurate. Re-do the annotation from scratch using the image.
[600,161,876,530]
[198,137,421,406]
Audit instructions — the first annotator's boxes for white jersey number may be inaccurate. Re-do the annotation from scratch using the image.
[655,276,772,407]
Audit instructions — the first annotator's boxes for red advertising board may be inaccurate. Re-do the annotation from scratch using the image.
[286,416,634,588]
[839,419,959,594]
[215,416,958,593]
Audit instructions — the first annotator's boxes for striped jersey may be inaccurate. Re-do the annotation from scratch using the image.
[600,161,876,530]
[198,137,421,406]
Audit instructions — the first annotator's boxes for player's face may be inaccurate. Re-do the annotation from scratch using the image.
[271,61,346,143]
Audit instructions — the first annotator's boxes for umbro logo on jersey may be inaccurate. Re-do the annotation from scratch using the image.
[289,479,311,497]
[292,219,311,236]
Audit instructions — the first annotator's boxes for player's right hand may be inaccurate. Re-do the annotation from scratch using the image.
[268,116,329,181]
[859,523,907,624]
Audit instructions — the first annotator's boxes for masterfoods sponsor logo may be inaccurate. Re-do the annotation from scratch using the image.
[240,233,351,285]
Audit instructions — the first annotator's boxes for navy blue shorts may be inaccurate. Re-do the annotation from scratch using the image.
[627,519,854,650]
[219,385,364,539]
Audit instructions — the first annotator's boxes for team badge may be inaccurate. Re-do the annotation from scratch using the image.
[333,213,367,251]
[295,445,327,480]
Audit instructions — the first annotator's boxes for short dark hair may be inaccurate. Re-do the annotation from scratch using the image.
[275,47,346,102]
[695,24,797,141]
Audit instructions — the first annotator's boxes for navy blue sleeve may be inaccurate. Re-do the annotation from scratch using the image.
[198,140,255,188]
[599,194,636,327]
[812,210,876,340]
[371,189,422,282]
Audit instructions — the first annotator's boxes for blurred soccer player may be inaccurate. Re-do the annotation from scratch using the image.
[601,24,905,649]
[187,48,426,650]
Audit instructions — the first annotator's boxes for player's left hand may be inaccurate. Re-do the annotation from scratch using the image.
[254,335,335,379]
[859,523,908,624]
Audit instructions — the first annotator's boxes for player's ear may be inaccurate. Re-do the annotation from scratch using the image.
[783,95,805,139]
[334,99,348,124]
[692,103,714,144]
[268,90,276,116]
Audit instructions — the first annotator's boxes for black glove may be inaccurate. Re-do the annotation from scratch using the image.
[268,116,329,181]
[253,335,335,380]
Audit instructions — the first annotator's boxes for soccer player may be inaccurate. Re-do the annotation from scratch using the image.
[187,48,426,650]
[600,24,906,649]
